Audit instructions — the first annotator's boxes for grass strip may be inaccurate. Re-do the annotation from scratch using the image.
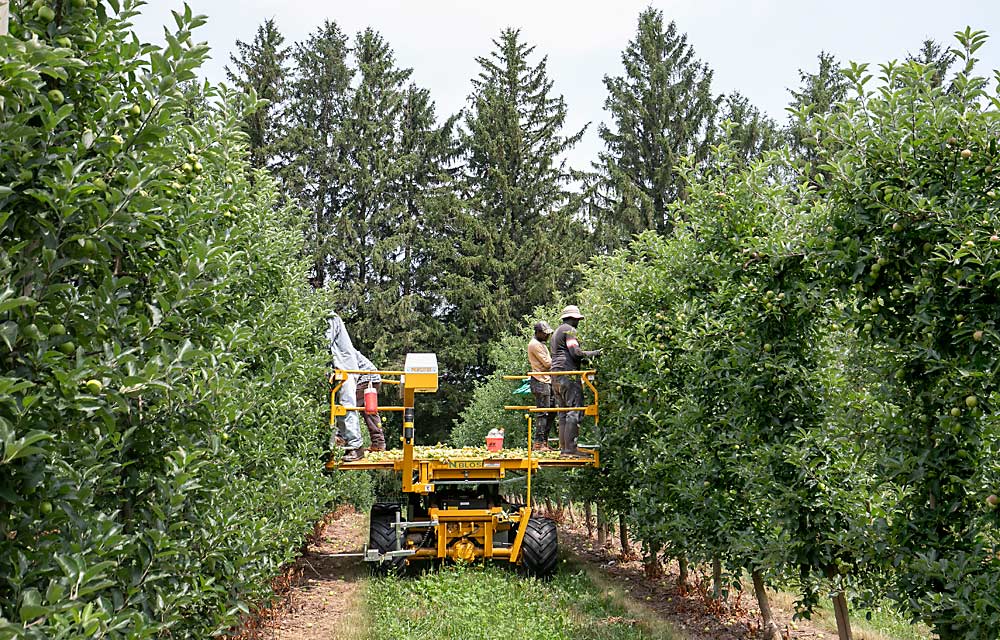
[365,561,682,640]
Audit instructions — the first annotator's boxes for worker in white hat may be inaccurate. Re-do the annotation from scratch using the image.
[549,305,601,456]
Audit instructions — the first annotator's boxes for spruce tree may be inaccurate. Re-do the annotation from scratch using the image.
[225,19,289,169]
[906,39,956,88]
[596,8,719,247]
[787,52,848,165]
[460,28,585,351]
[332,28,412,325]
[389,86,482,439]
[281,20,354,287]
[719,91,782,165]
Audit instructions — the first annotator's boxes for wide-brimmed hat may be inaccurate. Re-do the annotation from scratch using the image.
[534,321,553,335]
[560,305,584,320]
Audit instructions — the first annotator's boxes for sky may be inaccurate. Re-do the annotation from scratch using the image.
[132,0,1000,172]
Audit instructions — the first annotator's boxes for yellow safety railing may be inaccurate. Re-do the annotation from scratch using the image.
[328,369,406,422]
[502,370,599,509]
[502,370,599,419]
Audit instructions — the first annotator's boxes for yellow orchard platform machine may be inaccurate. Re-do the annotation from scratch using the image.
[326,353,599,576]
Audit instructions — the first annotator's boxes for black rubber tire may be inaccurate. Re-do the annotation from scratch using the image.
[369,509,406,576]
[520,516,558,578]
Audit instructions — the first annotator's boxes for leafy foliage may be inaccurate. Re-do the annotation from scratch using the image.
[458,24,1000,640]
[814,28,1000,637]
[0,3,369,637]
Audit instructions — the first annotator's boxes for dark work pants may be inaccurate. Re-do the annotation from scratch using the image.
[355,381,385,450]
[552,376,584,452]
[530,379,554,443]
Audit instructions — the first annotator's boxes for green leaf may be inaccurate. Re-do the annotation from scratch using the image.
[0,322,18,351]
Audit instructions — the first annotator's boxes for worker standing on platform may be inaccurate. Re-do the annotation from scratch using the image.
[527,321,555,451]
[355,351,386,452]
[550,305,600,457]
[326,313,365,462]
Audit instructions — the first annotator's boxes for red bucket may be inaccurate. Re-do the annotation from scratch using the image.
[486,434,504,452]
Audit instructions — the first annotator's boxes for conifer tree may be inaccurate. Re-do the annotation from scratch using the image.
[906,39,956,88]
[460,28,586,350]
[596,8,719,247]
[225,19,289,169]
[787,52,848,165]
[719,91,782,165]
[281,21,354,287]
[332,28,412,321]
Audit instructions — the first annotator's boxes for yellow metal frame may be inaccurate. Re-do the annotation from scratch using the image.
[326,365,599,566]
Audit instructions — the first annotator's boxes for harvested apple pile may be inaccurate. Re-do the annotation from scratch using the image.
[363,445,570,462]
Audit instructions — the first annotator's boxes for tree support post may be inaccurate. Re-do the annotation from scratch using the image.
[826,566,853,640]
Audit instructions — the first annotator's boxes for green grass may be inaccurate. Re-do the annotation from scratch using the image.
[365,561,682,640]
[827,603,930,640]
[767,588,931,640]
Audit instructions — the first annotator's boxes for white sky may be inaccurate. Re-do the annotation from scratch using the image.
[132,0,1000,171]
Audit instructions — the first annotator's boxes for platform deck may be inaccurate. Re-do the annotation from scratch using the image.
[328,445,598,472]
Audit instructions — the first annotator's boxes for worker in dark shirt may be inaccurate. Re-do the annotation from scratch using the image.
[549,305,600,456]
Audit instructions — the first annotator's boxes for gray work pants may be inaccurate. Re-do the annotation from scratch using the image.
[552,376,584,453]
[530,378,554,443]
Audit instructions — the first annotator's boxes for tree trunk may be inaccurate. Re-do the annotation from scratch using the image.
[617,513,630,556]
[584,501,593,537]
[678,556,689,590]
[566,501,575,523]
[643,542,662,578]
[597,503,607,547]
[751,569,780,640]
[712,556,723,602]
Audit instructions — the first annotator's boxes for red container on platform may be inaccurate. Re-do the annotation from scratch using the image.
[486,429,504,452]
[364,385,378,415]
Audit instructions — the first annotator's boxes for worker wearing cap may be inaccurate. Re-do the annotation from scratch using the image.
[550,305,601,456]
[527,321,555,451]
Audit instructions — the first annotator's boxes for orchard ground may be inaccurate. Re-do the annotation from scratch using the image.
[237,509,927,640]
